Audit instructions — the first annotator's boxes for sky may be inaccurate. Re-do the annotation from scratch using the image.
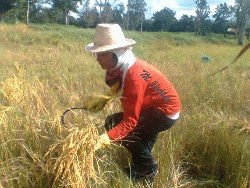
[84,0,235,20]
[144,0,235,19]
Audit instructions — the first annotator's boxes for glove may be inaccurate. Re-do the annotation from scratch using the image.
[85,95,112,112]
[107,81,122,97]
[94,133,111,151]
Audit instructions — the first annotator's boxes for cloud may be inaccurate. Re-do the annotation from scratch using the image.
[119,0,128,5]
[210,4,217,14]
[175,9,196,19]
[228,0,235,6]
[178,0,196,9]
[175,4,219,20]
[90,0,96,7]
[151,0,180,13]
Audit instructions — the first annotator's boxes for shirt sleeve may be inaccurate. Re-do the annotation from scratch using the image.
[107,70,147,141]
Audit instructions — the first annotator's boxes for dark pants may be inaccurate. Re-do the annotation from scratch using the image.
[104,108,177,168]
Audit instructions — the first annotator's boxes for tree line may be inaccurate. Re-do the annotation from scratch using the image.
[1,0,250,44]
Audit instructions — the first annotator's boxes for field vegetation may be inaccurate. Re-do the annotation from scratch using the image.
[0,23,250,187]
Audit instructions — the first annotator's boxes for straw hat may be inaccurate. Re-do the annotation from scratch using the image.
[85,23,136,53]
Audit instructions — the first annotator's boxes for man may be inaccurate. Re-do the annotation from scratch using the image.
[86,23,180,181]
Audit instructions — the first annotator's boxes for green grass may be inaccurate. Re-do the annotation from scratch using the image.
[0,23,250,187]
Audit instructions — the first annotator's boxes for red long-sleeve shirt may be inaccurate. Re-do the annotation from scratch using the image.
[107,59,180,141]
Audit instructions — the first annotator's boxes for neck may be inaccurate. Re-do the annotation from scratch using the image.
[111,48,136,71]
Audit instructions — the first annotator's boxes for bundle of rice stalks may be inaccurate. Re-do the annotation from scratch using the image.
[45,122,108,188]
[84,81,122,113]
[84,94,112,112]
[0,63,115,187]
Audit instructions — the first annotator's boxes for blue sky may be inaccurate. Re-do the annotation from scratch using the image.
[73,0,235,20]
[126,0,235,19]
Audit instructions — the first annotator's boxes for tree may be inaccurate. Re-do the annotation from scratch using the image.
[28,0,44,23]
[52,0,80,25]
[151,7,176,31]
[1,0,46,23]
[195,0,210,35]
[80,0,91,27]
[212,3,233,33]
[3,0,31,23]
[234,0,250,45]
[213,3,233,22]
[0,0,15,21]
[141,19,153,31]
[95,0,117,23]
[82,0,90,14]
[101,2,112,22]
[25,0,39,24]
[79,6,99,28]
[179,14,195,32]
[112,3,125,28]
[127,0,147,30]
[34,7,55,23]
[86,7,99,27]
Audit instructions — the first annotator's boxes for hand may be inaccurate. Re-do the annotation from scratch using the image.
[85,95,111,112]
[94,133,111,151]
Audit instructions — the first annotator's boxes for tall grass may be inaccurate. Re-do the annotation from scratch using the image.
[0,23,249,187]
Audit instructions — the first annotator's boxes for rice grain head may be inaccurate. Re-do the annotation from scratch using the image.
[45,121,108,188]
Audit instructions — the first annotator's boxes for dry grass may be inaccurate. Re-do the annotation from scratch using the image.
[0,61,113,187]
[0,23,29,33]
[0,23,250,187]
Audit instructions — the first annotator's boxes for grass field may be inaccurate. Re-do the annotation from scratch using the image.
[0,23,250,187]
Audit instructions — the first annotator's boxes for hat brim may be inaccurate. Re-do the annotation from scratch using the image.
[85,38,136,53]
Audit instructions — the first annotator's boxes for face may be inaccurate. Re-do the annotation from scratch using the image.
[96,52,117,70]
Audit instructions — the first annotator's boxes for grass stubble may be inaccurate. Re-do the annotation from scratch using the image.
[0,23,249,187]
